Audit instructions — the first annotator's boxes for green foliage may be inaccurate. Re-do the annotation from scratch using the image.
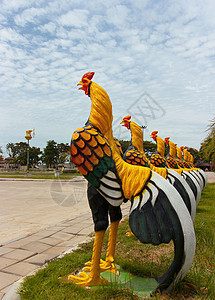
[6,142,26,158]
[199,116,215,168]
[118,140,130,153]
[6,141,71,168]
[42,140,59,168]
[143,140,157,158]
[6,142,42,166]
[58,143,71,164]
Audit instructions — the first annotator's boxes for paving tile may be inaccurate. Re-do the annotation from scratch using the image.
[62,226,84,235]
[75,216,91,223]
[0,247,14,256]
[58,235,90,248]
[32,229,60,238]
[3,249,36,261]
[78,226,94,236]
[5,236,40,249]
[0,271,20,290]
[40,237,62,246]
[2,261,38,277]
[0,257,17,270]
[21,241,52,253]
[0,291,4,299]
[25,253,56,266]
[43,246,67,255]
[50,231,73,241]
[60,220,77,227]
[50,226,67,231]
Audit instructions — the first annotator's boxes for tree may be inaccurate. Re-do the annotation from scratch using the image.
[118,140,130,153]
[57,143,70,164]
[42,140,59,168]
[199,117,215,168]
[18,147,42,166]
[143,140,157,158]
[6,142,42,166]
[6,143,21,158]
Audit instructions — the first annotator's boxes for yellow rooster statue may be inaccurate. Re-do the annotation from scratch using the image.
[70,72,196,293]
[120,116,196,221]
[150,131,202,204]
[165,139,205,196]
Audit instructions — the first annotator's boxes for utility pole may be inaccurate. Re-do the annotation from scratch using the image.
[25,129,35,173]
[141,125,147,149]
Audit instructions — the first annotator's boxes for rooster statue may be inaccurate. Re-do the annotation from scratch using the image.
[120,116,196,221]
[70,72,196,293]
[151,131,202,204]
[164,138,205,200]
[176,146,207,193]
[181,146,207,190]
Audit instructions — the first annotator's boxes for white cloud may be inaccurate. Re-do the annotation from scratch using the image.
[0,0,215,156]
[39,22,56,34]
[57,9,89,28]
[14,7,47,26]
[1,0,34,12]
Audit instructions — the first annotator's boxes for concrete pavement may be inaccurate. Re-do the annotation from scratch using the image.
[0,177,130,299]
[0,177,89,244]
[205,171,215,183]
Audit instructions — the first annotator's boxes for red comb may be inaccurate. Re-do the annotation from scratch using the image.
[82,72,95,81]
[123,115,131,121]
[151,131,158,135]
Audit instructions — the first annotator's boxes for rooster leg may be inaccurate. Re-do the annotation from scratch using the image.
[85,220,120,274]
[102,220,120,273]
[68,230,109,286]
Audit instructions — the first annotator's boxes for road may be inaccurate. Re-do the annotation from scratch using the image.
[0,178,89,244]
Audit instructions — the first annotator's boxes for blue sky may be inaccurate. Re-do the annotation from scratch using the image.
[0,0,215,156]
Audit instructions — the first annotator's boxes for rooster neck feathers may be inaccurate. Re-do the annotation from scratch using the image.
[130,121,144,152]
[88,81,151,199]
[155,135,165,157]
[183,149,189,162]
[89,82,113,139]
[168,140,177,158]
[176,147,182,160]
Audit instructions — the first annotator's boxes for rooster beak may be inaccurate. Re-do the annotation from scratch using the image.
[120,121,125,125]
[77,81,84,90]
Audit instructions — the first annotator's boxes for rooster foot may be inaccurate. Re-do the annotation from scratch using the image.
[68,271,109,286]
[126,230,134,237]
[84,259,119,274]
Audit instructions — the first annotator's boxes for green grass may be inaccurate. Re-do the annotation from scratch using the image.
[19,183,215,299]
[0,170,81,180]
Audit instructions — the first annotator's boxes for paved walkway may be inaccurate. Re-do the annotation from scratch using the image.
[0,177,130,299]
[0,177,89,243]
[205,171,215,183]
